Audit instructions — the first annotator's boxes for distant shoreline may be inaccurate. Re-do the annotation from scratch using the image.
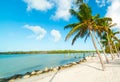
[0,50,96,54]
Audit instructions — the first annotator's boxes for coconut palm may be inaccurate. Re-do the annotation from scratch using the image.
[91,18,110,63]
[100,30,115,59]
[94,32,109,63]
[96,18,116,60]
[109,31,120,57]
[116,42,120,52]
[100,29,120,58]
[64,3,105,70]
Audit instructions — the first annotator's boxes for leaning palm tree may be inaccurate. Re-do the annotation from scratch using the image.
[101,30,120,58]
[109,30,120,57]
[96,18,116,60]
[113,40,119,57]
[64,3,105,70]
[93,19,110,63]
[94,32,109,63]
[116,42,120,53]
[100,30,115,59]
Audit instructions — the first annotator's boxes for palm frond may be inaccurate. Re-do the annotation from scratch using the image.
[72,31,80,45]
[64,22,79,30]
[65,23,85,41]
[69,9,82,20]
[109,23,117,28]
[84,31,90,42]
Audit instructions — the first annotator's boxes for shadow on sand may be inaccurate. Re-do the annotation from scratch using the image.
[49,70,59,82]
[82,64,102,71]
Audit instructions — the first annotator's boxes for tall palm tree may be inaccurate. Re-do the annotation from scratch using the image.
[92,19,110,63]
[94,32,109,63]
[64,3,105,70]
[109,31,120,57]
[96,18,116,60]
[100,31,115,59]
[100,29,120,57]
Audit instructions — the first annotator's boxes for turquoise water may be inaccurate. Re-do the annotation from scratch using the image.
[0,53,92,78]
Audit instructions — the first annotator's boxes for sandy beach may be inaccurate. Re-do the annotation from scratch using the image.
[10,54,120,82]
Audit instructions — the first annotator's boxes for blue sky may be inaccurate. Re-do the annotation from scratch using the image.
[0,0,120,51]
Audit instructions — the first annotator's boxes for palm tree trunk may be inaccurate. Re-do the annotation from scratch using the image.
[90,30,105,71]
[114,43,119,57]
[106,32,114,60]
[94,32,109,63]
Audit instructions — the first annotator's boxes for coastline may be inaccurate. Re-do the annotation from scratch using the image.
[8,54,120,82]
[0,53,92,80]
[2,55,89,82]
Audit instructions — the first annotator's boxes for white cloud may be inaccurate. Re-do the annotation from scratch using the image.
[23,0,74,21]
[95,0,106,7]
[105,0,120,28]
[51,29,61,42]
[24,24,47,40]
[23,0,53,11]
[51,0,73,21]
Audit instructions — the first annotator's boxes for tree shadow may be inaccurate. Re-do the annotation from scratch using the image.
[106,65,120,67]
[82,64,102,71]
[49,70,59,82]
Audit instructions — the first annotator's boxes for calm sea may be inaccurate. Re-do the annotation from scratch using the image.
[0,53,92,78]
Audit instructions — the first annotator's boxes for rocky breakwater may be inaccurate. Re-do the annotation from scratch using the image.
[8,57,91,82]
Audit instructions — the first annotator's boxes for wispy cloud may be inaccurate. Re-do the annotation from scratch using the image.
[50,29,61,42]
[23,0,53,11]
[95,0,106,7]
[105,0,120,28]
[24,24,47,40]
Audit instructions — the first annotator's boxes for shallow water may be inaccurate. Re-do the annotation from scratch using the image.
[0,53,92,78]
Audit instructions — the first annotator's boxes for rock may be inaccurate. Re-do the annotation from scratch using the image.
[50,67,53,71]
[31,71,36,75]
[72,62,77,65]
[68,63,73,66]
[81,59,84,62]
[59,66,64,69]
[76,61,80,64]
[79,60,82,62]
[25,72,31,75]
[83,59,87,62]
[64,65,69,68]
[8,79,15,82]
[36,71,43,74]
[9,74,23,80]
[35,70,39,72]
[61,64,72,69]
[44,67,49,72]
[52,67,60,71]
[23,75,30,78]
[56,66,60,70]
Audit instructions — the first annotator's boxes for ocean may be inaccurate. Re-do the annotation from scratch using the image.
[0,53,92,78]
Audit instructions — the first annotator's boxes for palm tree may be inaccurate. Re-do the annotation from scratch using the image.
[109,31,120,57]
[100,31,115,59]
[100,29,120,58]
[96,18,116,60]
[64,3,105,70]
[116,42,120,53]
[94,32,109,63]
[92,18,110,63]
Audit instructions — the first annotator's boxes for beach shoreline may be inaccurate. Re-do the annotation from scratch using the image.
[6,55,91,82]
[7,54,120,82]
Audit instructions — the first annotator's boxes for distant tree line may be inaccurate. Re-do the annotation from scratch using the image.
[0,50,96,54]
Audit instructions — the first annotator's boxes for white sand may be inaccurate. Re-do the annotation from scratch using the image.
[13,55,120,82]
